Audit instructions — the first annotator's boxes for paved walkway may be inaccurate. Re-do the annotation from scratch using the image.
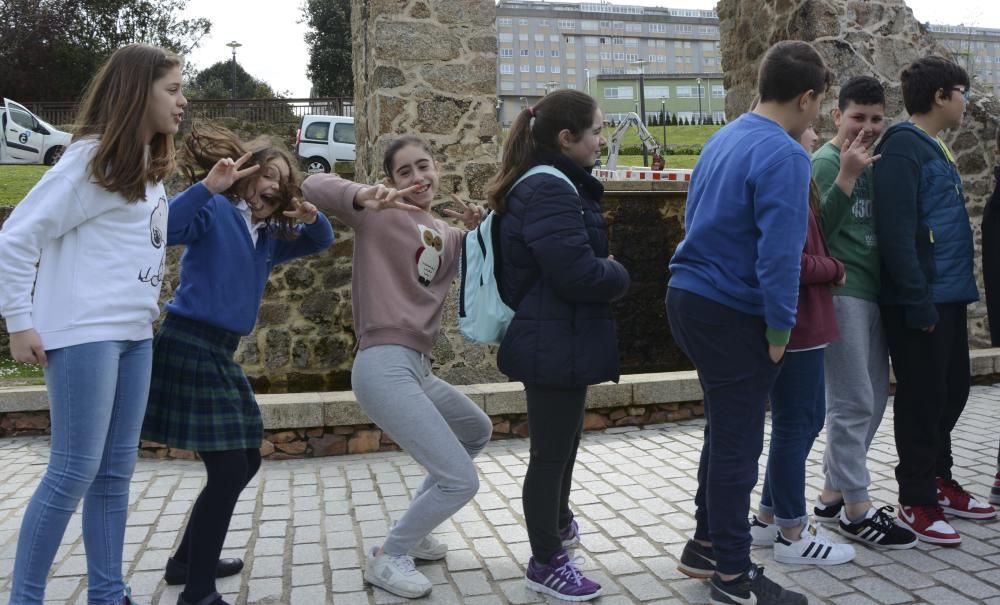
[1,386,999,605]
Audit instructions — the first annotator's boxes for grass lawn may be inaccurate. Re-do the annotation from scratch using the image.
[607,123,721,148]
[0,357,45,386]
[0,165,49,206]
[613,155,699,169]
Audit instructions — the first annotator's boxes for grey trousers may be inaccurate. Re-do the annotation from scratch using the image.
[352,344,493,556]
[822,296,890,505]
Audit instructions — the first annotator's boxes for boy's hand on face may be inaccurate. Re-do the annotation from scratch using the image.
[840,130,881,178]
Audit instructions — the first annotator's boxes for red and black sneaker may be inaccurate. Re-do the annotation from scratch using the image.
[937,477,997,520]
[989,471,1000,506]
[896,504,961,546]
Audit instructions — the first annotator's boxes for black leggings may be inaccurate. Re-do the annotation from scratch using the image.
[522,383,588,563]
[175,448,261,601]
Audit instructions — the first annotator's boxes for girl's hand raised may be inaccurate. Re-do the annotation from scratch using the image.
[443,194,487,229]
[202,151,260,195]
[284,200,319,225]
[354,183,424,212]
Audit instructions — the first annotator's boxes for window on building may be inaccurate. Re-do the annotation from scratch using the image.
[613,52,625,60]
[565,35,575,43]
[499,33,513,42]
[559,20,577,29]
[646,85,670,98]
[581,20,599,30]
[625,23,642,33]
[604,86,634,99]
[712,85,725,97]
[498,17,512,27]
[585,36,600,46]
[550,35,559,42]
[519,33,528,41]
[599,20,612,28]
[501,81,514,90]
[552,66,561,73]
[500,48,513,57]
[613,21,625,29]
[536,65,546,73]
[552,50,560,57]
[519,18,528,25]
[674,40,682,49]
[535,34,545,41]
[625,53,638,62]
[500,64,513,74]
[567,67,576,75]
[600,51,611,60]
[536,49,545,57]
[521,64,530,72]
[625,38,639,47]
[520,49,529,56]
[612,36,624,44]
[649,23,667,34]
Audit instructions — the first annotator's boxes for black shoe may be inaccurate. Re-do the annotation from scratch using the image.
[710,565,807,605]
[677,539,716,579]
[813,496,843,524]
[177,592,229,605]
[839,505,918,549]
[164,557,244,585]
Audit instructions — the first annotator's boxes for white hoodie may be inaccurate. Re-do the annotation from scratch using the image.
[0,139,167,350]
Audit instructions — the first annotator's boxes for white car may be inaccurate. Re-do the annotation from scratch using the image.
[1,98,71,165]
[295,115,355,174]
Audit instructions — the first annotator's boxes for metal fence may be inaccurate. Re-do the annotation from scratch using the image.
[20,97,355,128]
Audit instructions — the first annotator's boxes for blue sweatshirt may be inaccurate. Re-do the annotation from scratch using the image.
[165,183,335,335]
[668,112,811,345]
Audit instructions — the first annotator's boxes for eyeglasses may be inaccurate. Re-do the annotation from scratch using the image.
[951,86,971,103]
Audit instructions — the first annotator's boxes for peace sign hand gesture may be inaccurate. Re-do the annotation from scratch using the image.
[840,130,882,180]
[283,200,319,225]
[442,193,487,229]
[354,183,424,212]
[202,151,260,195]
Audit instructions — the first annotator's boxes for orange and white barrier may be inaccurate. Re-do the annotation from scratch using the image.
[593,167,693,182]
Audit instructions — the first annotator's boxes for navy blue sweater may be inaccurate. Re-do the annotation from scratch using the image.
[873,122,978,329]
[496,152,630,388]
[668,113,811,345]
[165,183,335,335]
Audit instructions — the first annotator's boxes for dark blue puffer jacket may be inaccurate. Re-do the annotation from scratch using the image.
[873,122,979,329]
[496,152,631,387]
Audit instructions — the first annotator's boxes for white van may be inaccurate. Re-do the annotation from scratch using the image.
[295,115,355,174]
[1,98,72,165]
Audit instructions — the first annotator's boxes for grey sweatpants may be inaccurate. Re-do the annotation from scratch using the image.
[822,296,890,505]
[352,345,493,556]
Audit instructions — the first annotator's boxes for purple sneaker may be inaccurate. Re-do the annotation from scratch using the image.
[525,550,602,601]
[560,519,580,548]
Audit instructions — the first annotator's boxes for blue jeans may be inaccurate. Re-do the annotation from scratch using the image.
[9,339,152,605]
[759,348,827,528]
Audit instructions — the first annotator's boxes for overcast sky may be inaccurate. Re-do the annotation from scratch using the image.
[179,0,998,98]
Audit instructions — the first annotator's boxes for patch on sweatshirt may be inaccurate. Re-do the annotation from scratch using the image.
[415,223,444,286]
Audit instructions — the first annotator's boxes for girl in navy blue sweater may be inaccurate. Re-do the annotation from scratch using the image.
[141,125,334,605]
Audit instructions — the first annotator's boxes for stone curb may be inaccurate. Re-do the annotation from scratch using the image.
[2,349,1000,427]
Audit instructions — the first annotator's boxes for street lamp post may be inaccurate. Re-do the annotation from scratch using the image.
[225,40,242,100]
[696,77,703,125]
[631,59,650,166]
[660,98,666,145]
[584,68,591,96]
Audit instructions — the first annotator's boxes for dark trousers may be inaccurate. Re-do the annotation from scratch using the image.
[522,383,587,563]
[666,287,782,575]
[175,448,262,600]
[881,303,970,506]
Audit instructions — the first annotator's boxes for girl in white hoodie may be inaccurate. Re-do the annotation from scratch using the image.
[0,44,187,605]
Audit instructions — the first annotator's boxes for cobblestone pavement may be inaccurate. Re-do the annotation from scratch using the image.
[1,386,999,605]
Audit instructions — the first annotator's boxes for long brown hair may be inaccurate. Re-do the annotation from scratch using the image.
[486,89,598,213]
[73,44,182,202]
[179,123,302,239]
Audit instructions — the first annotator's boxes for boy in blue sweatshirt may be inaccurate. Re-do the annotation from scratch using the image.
[873,56,995,547]
[666,40,831,605]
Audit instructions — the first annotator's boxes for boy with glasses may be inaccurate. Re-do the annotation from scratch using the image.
[874,56,995,546]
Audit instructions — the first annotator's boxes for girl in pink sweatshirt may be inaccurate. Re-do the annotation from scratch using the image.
[303,136,489,600]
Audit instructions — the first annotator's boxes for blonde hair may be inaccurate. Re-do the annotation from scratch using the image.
[73,44,182,202]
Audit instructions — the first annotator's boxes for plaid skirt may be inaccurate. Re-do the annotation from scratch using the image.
[141,313,263,452]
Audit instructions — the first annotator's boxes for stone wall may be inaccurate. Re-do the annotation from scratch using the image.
[718,0,1000,346]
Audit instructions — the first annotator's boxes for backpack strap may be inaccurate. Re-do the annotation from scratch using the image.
[508,164,577,196]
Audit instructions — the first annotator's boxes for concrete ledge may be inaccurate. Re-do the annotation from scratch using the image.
[4,349,1000,431]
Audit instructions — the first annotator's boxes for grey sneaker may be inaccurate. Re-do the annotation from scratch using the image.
[409,533,448,560]
[364,547,432,598]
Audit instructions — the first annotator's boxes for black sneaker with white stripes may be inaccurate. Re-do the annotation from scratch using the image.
[838,505,918,549]
[710,564,807,605]
[677,539,715,579]
[773,521,855,566]
[813,496,843,524]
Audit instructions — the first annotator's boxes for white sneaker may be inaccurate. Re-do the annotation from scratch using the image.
[774,522,855,565]
[409,533,448,560]
[364,547,432,598]
[749,514,778,546]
